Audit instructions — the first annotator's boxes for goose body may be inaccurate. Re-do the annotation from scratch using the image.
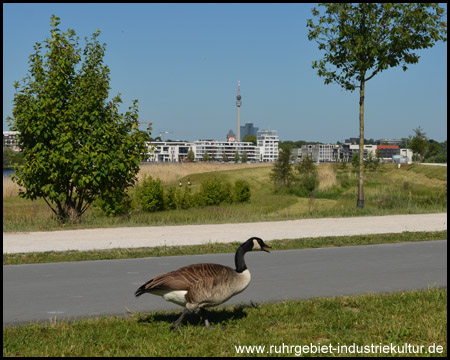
[135,237,270,329]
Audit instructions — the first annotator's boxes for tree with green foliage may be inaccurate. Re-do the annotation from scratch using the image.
[351,153,360,172]
[233,179,251,203]
[234,150,240,163]
[426,141,441,159]
[241,150,248,163]
[307,3,447,208]
[186,148,195,162]
[297,154,319,213]
[222,152,228,163]
[138,175,164,212]
[3,148,24,170]
[200,177,233,206]
[242,135,257,145]
[202,151,210,162]
[7,15,147,221]
[409,126,429,163]
[364,151,380,171]
[270,145,294,188]
[424,140,446,163]
[336,157,348,171]
[296,153,316,175]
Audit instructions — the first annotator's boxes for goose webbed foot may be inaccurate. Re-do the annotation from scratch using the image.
[201,309,224,330]
[170,308,189,331]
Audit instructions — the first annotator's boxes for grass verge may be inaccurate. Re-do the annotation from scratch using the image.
[3,230,446,265]
[3,287,446,357]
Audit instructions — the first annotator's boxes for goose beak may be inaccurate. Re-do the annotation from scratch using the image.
[262,245,271,253]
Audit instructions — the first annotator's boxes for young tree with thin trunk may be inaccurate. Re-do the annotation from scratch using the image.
[307,3,446,208]
[7,15,147,221]
[270,144,294,188]
[234,150,240,164]
[409,126,429,163]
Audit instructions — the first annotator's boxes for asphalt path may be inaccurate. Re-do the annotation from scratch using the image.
[3,240,446,326]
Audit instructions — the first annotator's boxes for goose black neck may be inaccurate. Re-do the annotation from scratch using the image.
[235,242,251,273]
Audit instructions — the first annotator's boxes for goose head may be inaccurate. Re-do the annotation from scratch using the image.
[244,237,271,253]
[234,237,270,273]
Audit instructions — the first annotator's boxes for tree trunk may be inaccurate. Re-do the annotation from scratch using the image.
[357,79,365,208]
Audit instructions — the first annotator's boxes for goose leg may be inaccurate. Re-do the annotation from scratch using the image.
[200,308,211,328]
[170,308,189,330]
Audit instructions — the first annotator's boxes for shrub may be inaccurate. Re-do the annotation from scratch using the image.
[138,175,164,212]
[164,187,177,210]
[351,153,359,172]
[95,188,133,217]
[176,186,196,209]
[364,151,380,171]
[199,177,233,206]
[233,180,251,203]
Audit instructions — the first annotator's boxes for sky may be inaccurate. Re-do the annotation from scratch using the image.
[3,3,447,143]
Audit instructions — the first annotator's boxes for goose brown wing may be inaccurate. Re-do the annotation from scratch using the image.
[140,263,234,292]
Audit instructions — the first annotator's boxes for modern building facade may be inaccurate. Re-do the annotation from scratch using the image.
[340,144,377,162]
[376,145,400,160]
[145,141,191,163]
[399,148,413,164]
[144,129,280,163]
[3,131,20,151]
[257,130,279,162]
[376,138,403,146]
[240,122,259,139]
[192,140,259,162]
[300,144,341,163]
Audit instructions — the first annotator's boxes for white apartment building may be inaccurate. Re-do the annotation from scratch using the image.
[340,144,378,162]
[192,140,259,162]
[3,131,20,151]
[257,130,279,162]
[144,130,280,163]
[145,141,191,162]
[399,148,413,164]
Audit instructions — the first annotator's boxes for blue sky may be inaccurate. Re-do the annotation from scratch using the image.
[3,3,447,143]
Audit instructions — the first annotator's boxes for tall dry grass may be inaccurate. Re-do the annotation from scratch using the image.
[3,162,272,198]
[3,163,334,197]
[137,162,271,185]
[3,177,22,198]
[317,164,337,191]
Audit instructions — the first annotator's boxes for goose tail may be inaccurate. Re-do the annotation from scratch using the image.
[135,283,148,297]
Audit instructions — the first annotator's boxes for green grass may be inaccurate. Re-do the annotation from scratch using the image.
[404,163,448,181]
[3,287,446,357]
[3,164,447,232]
[3,231,446,265]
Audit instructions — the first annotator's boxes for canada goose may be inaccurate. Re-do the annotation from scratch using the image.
[135,237,271,330]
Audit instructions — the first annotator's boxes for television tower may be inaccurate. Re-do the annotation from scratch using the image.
[236,79,242,142]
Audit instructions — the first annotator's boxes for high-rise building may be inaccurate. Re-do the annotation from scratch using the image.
[240,122,259,139]
[257,130,279,162]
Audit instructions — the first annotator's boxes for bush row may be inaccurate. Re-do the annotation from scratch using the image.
[136,176,251,213]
